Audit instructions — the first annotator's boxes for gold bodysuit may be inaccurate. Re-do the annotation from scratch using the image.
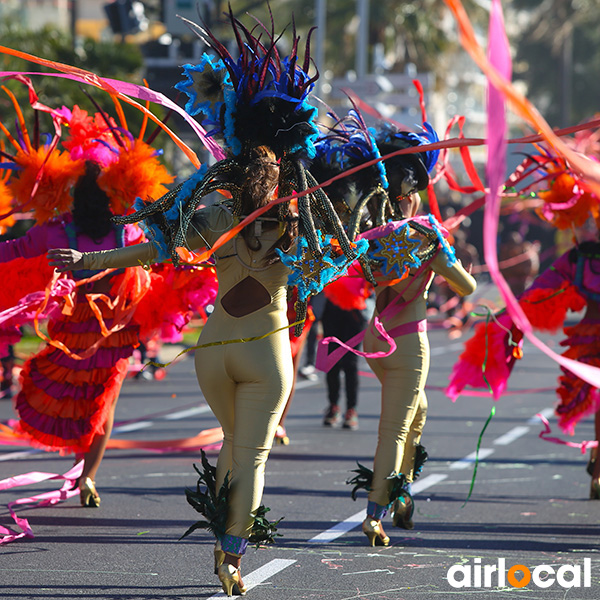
[83,204,294,540]
[363,251,476,506]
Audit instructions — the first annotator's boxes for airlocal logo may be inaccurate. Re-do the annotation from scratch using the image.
[447,558,591,589]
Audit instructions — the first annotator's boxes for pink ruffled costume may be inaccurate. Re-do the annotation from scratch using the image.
[0,216,144,454]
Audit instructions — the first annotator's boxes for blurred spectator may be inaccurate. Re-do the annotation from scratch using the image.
[499,230,541,296]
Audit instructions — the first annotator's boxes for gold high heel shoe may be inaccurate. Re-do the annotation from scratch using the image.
[79,477,101,508]
[218,563,247,596]
[392,495,414,530]
[214,540,225,575]
[362,518,389,547]
[590,478,600,500]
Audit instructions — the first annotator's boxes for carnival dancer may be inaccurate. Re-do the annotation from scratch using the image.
[446,144,600,499]
[315,112,476,544]
[0,76,183,509]
[49,11,367,595]
[359,194,476,544]
[0,161,150,507]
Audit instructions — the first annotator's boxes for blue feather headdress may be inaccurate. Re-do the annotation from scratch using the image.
[116,6,372,336]
[175,6,319,161]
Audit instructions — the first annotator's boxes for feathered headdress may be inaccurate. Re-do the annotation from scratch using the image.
[59,101,175,216]
[528,148,600,231]
[175,6,319,160]
[375,122,440,204]
[114,7,370,334]
[313,105,390,241]
[0,76,174,226]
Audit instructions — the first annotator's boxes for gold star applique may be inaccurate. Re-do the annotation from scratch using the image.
[370,224,421,276]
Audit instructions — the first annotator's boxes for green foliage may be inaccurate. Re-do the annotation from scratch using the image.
[212,0,454,77]
[181,450,230,541]
[248,505,283,548]
[347,461,373,500]
[512,0,600,125]
[0,17,144,126]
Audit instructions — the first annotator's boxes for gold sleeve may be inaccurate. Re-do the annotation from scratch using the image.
[82,242,159,270]
[431,251,477,297]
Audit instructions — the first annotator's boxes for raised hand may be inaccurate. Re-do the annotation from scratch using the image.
[47,248,84,272]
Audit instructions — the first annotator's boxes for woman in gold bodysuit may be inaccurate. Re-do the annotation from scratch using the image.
[49,146,296,595]
[360,192,476,546]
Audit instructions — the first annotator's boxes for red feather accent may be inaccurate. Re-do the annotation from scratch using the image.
[446,313,520,400]
[324,263,371,310]
[60,105,120,165]
[519,281,586,332]
[0,255,55,312]
[132,264,218,343]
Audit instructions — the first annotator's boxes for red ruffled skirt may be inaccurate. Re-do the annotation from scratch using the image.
[13,299,139,455]
[556,320,600,434]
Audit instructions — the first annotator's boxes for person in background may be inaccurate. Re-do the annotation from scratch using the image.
[321,270,370,429]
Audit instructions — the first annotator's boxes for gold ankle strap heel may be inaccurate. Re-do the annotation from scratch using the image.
[218,563,247,596]
[362,518,390,547]
[79,477,101,508]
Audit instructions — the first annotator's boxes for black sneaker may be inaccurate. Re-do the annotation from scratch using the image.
[323,405,341,427]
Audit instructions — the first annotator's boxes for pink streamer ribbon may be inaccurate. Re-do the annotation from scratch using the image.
[537,413,598,454]
[316,319,428,373]
[0,70,226,162]
[0,277,76,327]
[0,460,83,545]
[316,316,396,373]
[477,0,600,392]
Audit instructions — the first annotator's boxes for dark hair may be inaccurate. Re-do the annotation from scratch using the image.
[570,238,600,265]
[71,161,114,241]
[239,146,297,263]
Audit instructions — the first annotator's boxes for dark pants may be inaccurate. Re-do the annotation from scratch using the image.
[322,300,366,411]
[326,351,359,409]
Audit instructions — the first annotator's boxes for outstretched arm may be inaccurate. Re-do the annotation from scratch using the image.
[48,241,159,272]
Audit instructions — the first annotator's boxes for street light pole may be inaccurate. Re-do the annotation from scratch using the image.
[356,0,369,80]
[70,0,78,51]
[315,0,326,97]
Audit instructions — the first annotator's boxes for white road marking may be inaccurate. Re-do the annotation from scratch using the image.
[430,342,463,356]
[527,407,554,424]
[206,558,297,598]
[449,448,495,469]
[494,426,530,446]
[307,473,449,545]
[164,405,212,420]
[411,473,448,493]
[111,421,153,433]
[307,509,367,544]
[0,449,41,461]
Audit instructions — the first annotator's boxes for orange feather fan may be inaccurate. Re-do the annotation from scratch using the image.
[8,146,85,224]
[98,139,175,215]
[0,169,16,233]
[536,162,600,230]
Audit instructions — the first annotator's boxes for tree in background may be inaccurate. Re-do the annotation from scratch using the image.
[0,17,144,125]
[513,0,600,126]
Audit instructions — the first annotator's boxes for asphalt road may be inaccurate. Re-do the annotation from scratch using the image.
[1,328,599,600]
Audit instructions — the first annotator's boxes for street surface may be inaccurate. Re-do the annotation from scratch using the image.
[1,327,599,599]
